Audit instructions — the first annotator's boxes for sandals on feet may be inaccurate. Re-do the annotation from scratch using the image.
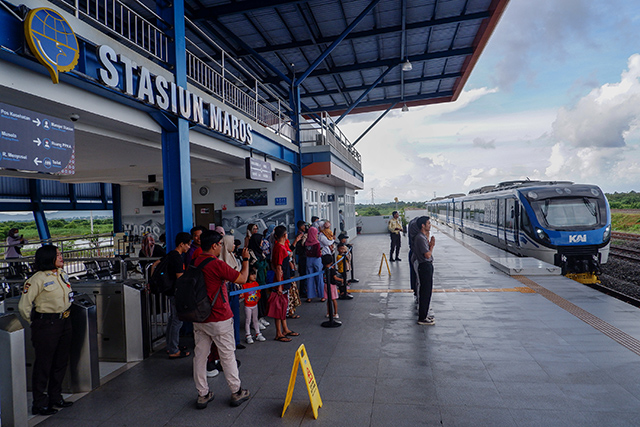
[168,350,190,359]
[274,336,292,342]
[285,331,300,337]
[287,314,301,319]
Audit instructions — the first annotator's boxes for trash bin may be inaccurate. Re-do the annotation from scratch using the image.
[0,313,28,427]
[72,280,145,362]
[63,293,100,392]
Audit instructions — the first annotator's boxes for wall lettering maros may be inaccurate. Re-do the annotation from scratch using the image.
[97,45,253,145]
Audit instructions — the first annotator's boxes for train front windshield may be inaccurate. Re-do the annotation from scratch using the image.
[531,198,599,229]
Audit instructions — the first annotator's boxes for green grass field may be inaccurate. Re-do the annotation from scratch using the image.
[611,211,640,234]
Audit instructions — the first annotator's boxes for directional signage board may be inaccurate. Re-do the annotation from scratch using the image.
[245,157,272,182]
[0,102,75,174]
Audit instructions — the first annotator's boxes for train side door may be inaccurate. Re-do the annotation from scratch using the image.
[497,199,505,245]
[505,198,520,248]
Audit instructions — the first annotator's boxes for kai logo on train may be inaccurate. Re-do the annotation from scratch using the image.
[24,8,79,84]
[569,234,587,243]
[96,45,253,145]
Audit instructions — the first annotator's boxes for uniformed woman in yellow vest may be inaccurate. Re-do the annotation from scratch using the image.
[19,245,74,416]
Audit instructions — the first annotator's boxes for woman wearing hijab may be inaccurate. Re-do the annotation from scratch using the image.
[305,227,324,302]
[248,233,270,328]
[244,223,257,248]
[318,221,335,256]
[220,235,245,349]
[139,234,166,274]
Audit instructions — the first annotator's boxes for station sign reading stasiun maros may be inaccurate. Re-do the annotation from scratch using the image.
[0,102,75,175]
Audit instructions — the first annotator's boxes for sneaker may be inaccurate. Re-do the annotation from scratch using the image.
[259,318,270,327]
[255,333,266,342]
[246,335,254,344]
[417,317,435,326]
[396,257,402,261]
[333,314,340,319]
[207,368,219,378]
[258,323,266,330]
[196,391,214,409]
[230,388,250,407]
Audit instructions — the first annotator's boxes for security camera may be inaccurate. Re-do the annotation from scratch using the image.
[69,113,80,122]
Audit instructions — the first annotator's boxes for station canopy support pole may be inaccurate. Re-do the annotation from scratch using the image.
[158,0,193,242]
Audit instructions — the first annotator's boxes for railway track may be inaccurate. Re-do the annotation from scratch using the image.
[610,245,640,262]
[612,231,640,242]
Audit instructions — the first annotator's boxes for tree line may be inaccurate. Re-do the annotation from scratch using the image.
[0,218,113,240]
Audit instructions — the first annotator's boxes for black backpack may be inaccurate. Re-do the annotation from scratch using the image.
[148,255,173,295]
[174,257,221,322]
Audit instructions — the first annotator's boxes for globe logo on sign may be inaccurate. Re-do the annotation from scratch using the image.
[24,8,79,84]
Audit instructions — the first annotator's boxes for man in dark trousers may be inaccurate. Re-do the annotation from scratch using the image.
[387,211,403,262]
[411,216,436,325]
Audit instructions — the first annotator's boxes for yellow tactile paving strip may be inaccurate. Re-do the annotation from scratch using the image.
[431,225,640,357]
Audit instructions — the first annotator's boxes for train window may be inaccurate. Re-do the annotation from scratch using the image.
[521,209,533,234]
[532,198,598,228]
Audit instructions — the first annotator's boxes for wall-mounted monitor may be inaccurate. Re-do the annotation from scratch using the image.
[234,188,267,207]
[142,190,164,206]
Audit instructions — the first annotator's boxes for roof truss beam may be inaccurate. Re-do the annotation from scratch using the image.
[248,12,489,55]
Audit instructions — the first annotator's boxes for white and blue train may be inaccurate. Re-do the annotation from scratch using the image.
[426,181,611,281]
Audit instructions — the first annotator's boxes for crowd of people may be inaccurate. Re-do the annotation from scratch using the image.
[153,217,356,409]
[14,213,439,417]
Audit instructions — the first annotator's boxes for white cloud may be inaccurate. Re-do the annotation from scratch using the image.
[552,54,640,148]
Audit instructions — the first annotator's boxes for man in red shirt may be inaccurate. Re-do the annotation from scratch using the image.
[193,230,251,409]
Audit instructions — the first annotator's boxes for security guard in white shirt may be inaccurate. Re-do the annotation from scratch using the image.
[19,245,74,416]
[388,211,403,262]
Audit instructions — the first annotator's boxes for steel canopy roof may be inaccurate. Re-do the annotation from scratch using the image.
[183,0,509,117]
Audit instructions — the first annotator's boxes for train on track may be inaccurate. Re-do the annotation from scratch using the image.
[426,181,611,283]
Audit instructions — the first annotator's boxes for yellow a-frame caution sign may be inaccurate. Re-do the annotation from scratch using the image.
[282,344,323,419]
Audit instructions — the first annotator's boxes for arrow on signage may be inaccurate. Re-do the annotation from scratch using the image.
[34,138,42,146]
[33,118,41,127]
[33,157,42,166]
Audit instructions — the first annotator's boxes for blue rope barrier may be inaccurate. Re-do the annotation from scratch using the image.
[228,245,352,296]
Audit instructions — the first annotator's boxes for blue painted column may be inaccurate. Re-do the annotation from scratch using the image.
[28,179,50,240]
[112,184,123,232]
[291,85,305,222]
[158,0,193,242]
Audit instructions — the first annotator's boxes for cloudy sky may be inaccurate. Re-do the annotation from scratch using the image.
[340,0,640,204]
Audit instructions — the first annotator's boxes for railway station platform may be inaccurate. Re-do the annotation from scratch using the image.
[32,228,640,426]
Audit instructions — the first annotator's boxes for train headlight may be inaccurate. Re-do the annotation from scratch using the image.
[527,191,538,199]
[603,225,611,242]
[535,227,551,244]
[590,189,600,197]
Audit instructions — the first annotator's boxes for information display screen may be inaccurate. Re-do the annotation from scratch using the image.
[0,102,75,174]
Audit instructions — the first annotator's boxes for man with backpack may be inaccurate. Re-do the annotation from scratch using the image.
[191,230,251,409]
[161,232,192,359]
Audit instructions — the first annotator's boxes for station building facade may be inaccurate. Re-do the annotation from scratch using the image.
[0,0,364,241]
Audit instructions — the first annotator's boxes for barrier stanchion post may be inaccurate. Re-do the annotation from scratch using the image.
[321,267,341,328]
[348,245,359,283]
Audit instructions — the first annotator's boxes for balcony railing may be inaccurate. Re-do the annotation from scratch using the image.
[47,0,356,161]
[300,112,362,171]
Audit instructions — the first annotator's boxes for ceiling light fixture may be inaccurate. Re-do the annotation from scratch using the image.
[402,103,409,112]
[402,59,412,72]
